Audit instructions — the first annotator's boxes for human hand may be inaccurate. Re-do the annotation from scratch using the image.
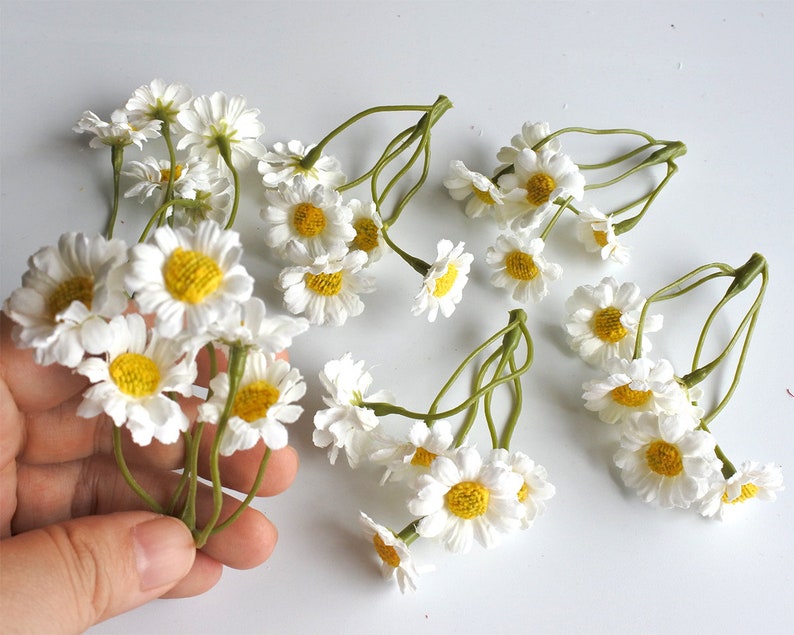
[0,312,299,634]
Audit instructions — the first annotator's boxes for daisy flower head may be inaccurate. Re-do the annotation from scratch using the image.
[369,420,455,485]
[359,512,426,593]
[408,445,525,553]
[123,156,212,203]
[3,232,128,368]
[490,448,556,529]
[411,239,473,322]
[495,121,562,172]
[74,109,161,150]
[176,92,266,171]
[258,140,346,189]
[313,353,395,467]
[582,356,689,425]
[614,411,721,509]
[486,234,562,303]
[261,175,355,259]
[172,167,233,228]
[76,313,197,446]
[278,242,375,327]
[347,199,388,266]
[442,160,504,219]
[199,350,305,454]
[563,277,662,369]
[125,220,254,338]
[699,461,784,520]
[496,148,585,233]
[575,204,630,264]
[124,78,192,128]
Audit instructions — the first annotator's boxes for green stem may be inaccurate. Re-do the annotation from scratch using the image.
[179,420,206,529]
[456,348,502,447]
[107,145,124,239]
[379,226,431,275]
[539,196,574,242]
[211,448,272,534]
[337,126,414,193]
[613,162,678,233]
[112,426,165,514]
[500,325,532,450]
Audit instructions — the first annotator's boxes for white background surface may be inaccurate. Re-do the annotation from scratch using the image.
[1,1,793,634]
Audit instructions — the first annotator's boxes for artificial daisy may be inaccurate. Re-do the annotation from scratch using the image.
[258,139,346,189]
[408,445,525,554]
[563,276,662,369]
[614,411,721,509]
[359,512,425,593]
[442,160,504,219]
[496,148,585,233]
[575,204,630,264]
[199,350,305,454]
[176,92,266,171]
[699,461,784,520]
[313,353,394,467]
[277,242,375,326]
[125,220,254,338]
[74,109,161,150]
[347,198,388,265]
[124,78,192,128]
[486,234,562,303]
[123,155,212,203]
[495,121,562,173]
[582,356,689,425]
[261,175,355,259]
[76,313,197,446]
[3,232,128,368]
[411,239,473,322]
[369,420,455,485]
[490,448,556,529]
[172,167,233,228]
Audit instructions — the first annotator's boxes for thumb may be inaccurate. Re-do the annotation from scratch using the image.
[0,511,196,634]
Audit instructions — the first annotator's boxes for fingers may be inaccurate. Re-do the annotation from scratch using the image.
[0,511,195,634]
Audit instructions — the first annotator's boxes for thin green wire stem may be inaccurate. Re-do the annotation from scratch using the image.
[613,162,678,233]
[500,325,532,449]
[539,196,574,242]
[106,145,124,239]
[112,426,165,514]
[456,348,502,447]
[211,447,272,535]
[337,126,414,193]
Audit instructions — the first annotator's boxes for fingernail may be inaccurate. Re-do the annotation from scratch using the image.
[132,516,195,591]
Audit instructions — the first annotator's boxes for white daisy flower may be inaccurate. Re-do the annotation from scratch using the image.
[495,121,561,173]
[497,148,585,233]
[176,92,266,171]
[313,353,394,467]
[442,160,504,219]
[575,204,630,264]
[125,220,254,338]
[582,357,688,425]
[490,448,556,529]
[347,199,388,266]
[563,277,662,369]
[76,313,197,446]
[123,156,212,203]
[124,78,192,128]
[74,109,161,150]
[411,239,473,322]
[486,234,562,303]
[278,242,375,327]
[699,461,784,520]
[369,420,455,485]
[614,411,721,509]
[408,446,525,553]
[3,232,128,368]
[172,167,233,228]
[261,175,355,259]
[359,512,426,594]
[258,139,346,189]
[199,350,305,454]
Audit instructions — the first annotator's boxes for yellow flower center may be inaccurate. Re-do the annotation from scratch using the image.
[525,172,556,207]
[592,229,609,247]
[232,380,280,423]
[722,483,760,504]
[372,534,401,568]
[293,202,327,237]
[645,440,684,477]
[411,447,438,467]
[504,250,539,281]
[471,184,495,204]
[432,264,458,298]
[446,481,490,519]
[163,247,223,304]
[48,276,94,319]
[611,383,653,407]
[305,271,343,296]
[159,163,183,183]
[593,307,628,343]
[109,353,161,397]
[517,481,529,503]
[352,218,380,253]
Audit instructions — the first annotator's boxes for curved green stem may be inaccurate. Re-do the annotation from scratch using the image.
[211,447,272,534]
[613,162,678,233]
[379,226,431,275]
[107,145,124,239]
[112,426,165,514]
[456,348,502,447]
[539,196,574,242]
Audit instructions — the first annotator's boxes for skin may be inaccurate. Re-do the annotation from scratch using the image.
[0,312,299,633]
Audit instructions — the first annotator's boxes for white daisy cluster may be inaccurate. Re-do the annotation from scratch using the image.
[564,260,783,519]
[445,122,686,303]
